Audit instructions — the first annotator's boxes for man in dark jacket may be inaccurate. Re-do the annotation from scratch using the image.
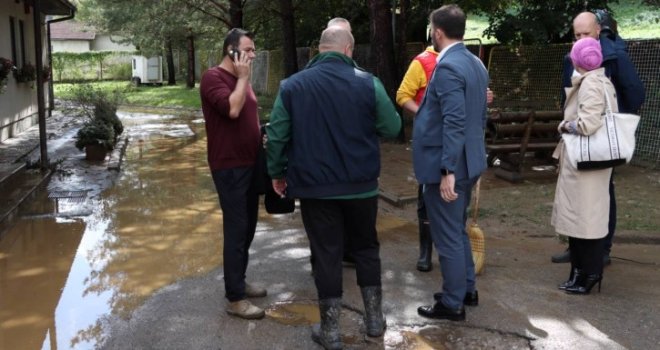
[266,27,400,350]
[552,11,646,265]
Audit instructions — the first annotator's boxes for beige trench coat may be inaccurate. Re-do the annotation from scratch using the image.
[551,68,617,239]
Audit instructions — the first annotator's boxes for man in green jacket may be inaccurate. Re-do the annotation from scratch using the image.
[266,26,400,350]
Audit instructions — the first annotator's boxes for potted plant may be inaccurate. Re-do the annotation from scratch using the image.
[0,57,14,94]
[75,119,116,161]
[71,84,124,161]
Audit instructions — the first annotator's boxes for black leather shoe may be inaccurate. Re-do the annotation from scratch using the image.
[558,268,582,291]
[565,274,603,295]
[417,302,465,321]
[551,249,571,263]
[433,291,479,306]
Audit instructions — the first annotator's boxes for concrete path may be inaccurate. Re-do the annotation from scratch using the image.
[1,110,658,349]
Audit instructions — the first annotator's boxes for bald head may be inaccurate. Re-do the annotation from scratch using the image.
[327,17,352,32]
[319,26,354,56]
[573,12,600,40]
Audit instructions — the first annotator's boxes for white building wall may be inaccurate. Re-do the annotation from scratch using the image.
[91,34,135,52]
[51,40,90,53]
[0,1,51,142]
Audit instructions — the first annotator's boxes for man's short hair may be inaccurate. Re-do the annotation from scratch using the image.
[327,17,351,30]
[223,28,254,57]
[430,5,466,40]
[319,26,354,51]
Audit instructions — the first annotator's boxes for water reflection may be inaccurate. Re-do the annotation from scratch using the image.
[0,217,85,350]
[0,111,223,349]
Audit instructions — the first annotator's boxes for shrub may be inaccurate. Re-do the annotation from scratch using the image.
[71,84,124,151]
[75,119,116,151]
[106,63,132,80]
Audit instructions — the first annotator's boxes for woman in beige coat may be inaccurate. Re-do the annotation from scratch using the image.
[551,37,618,295]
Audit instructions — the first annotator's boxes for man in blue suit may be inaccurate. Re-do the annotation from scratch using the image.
[413,4,489,321]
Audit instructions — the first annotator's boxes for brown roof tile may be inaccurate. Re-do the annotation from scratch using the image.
[50,20,96,40]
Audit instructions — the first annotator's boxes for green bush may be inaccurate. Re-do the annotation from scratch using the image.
[70,84,124,151]
[75,119,116,151]
[106,63,132,80]
[94,98,124,136]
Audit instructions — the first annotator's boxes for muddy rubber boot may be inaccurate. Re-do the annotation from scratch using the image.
[416,221,433,272]
[311,298,342,350]
[361,286,386,337]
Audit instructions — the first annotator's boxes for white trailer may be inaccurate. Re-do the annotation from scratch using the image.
[131,56,163,85]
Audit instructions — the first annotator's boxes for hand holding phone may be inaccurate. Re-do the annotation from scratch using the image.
[229,49,239,60]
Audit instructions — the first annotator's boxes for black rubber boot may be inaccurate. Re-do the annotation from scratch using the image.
[311,298,342,350]
[416,221,433,272]
[361,286,386,337]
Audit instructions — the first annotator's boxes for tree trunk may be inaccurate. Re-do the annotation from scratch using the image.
[280,0,298,77]
[229,0,243,28]
[368,0,397,98]
[395,0,410,142]
[186,34,195,88]
[397,0,409,79]
[166,39,176,85]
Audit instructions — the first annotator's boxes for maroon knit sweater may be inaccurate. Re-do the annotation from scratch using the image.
[200,66,260,171]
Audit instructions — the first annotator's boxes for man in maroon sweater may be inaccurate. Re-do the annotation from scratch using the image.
[200,28,266,320]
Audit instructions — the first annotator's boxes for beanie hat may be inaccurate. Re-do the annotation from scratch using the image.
[570,37,603,71]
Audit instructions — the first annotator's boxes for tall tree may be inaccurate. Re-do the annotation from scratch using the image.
[278,0,299,77]
[79,0,223,87]
[476,0,614,45]
[368,0,397,97]
[182,0,246,28]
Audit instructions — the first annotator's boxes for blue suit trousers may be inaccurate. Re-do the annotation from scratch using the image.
[423,176,479,310]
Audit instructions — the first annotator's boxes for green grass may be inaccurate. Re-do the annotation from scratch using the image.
[54,81,276,118]
[465,14,495,44]
[611,0,660,39]
[55,81,202,109]
[464,0,660,44]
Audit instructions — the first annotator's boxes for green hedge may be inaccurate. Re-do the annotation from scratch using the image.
[52,51,138,82]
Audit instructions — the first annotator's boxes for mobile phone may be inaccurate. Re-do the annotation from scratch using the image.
[229,49,239,59]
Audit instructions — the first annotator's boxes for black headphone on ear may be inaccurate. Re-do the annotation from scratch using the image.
[593,9,617,39]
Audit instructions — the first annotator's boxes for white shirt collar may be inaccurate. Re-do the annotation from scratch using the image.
[437,42,462,62]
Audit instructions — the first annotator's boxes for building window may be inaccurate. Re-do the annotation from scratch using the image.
[19,20,26,66]
[9,16,17,64]
[8,17,26,66]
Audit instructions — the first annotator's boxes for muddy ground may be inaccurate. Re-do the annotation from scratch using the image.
[379,162,660,249]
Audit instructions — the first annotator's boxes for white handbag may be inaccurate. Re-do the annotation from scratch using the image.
[562,82,640,170]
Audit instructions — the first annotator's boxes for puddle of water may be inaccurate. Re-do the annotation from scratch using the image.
[266,300,365,347]
[266,301,320,326]
[0,112,223,349]
[386,330,448,350]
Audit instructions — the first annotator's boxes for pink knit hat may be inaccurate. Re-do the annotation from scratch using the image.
[570,37,603,71]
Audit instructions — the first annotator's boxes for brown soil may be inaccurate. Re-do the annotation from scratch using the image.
[379,163,660,244]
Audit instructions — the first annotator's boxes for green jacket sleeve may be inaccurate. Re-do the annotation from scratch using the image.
[373,77,402,138]
[266,92,290,179]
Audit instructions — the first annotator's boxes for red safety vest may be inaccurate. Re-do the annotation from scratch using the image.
[414,50,439,104]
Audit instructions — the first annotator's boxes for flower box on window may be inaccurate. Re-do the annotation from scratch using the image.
[13,62,36,83]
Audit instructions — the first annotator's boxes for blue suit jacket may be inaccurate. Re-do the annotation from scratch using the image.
[412,43,489,183]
